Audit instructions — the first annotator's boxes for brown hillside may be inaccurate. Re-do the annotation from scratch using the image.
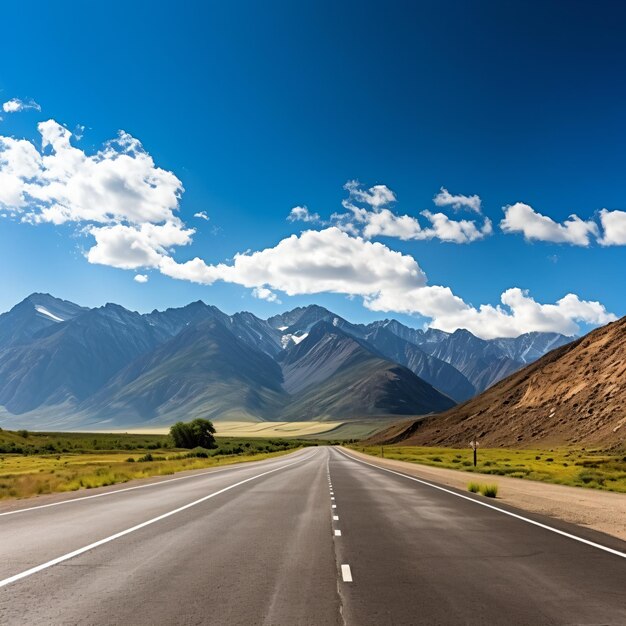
[368,317,626,449]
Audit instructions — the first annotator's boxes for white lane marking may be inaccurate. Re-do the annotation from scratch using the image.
[0,452,316,589]
[334,529,342,536]
[333,515,339,521]
[341,564,353,582]
[331,497,335,500]
[0,449,311,518]
[332,504,337,508]
[335,448,626,560]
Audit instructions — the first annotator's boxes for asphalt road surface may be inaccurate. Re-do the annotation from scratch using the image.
[0,446,624,625]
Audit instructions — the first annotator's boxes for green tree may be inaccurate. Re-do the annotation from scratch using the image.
[170,419,217,449]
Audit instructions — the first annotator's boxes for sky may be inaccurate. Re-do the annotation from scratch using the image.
[0,0,625,339]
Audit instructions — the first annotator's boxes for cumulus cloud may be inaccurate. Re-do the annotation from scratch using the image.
[2,98,41,114]
[500,203,599,246]
[0,119,190,268]
[158,226,613,338]
[433,187,482,213]
[252,287,281,303]
[344,180,396,208]
[365,286,615,339]
[194,211,210,221]
[134,274,149,283]
[159,227,427,295]
[336,181,492,243]
[598,209,626,246]
[287,205,320,223]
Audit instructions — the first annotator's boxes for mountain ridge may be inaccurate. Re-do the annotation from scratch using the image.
[0,293,574,428]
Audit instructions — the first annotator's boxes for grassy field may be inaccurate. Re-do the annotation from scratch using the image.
[352,445,626,493]
[0,429,319,500]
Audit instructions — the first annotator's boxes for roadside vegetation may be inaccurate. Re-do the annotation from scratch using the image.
[0,426,319,500]
[352,445,626,493]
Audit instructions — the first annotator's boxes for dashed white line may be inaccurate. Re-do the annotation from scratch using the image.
[331,496,335,500]
[332,504,337,509]
[333,515,339,521]
[341,564,353,582]
[334,529,342,536]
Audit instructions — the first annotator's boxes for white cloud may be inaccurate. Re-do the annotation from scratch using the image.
[365,286,615,339]
[0,119,189,268]
[500,202,598,246]
[159,227,427,296]
[194,211,210,221]
[134,274,149,283]
[2,98,41,114]
[158,225,613,338]
[598,209,626,246]
[344,180,396,208]
[337,181,492,244]
[252,287,281,303]
[360,208,492,243]
[287,205,320,223]
[433,187,482,213]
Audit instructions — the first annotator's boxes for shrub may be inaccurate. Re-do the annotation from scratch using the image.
[138,453,153,462]
[468,482,480,493]
[481,484,498,498]
[17,430,29,439]
[170,419,217,449]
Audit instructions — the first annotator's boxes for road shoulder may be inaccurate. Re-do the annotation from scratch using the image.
[340,446,626,542]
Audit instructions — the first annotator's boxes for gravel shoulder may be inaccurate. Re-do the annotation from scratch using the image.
[342,447,626,541]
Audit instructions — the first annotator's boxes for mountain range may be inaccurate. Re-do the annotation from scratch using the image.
[0,293,572,429]
[367,315,626,448]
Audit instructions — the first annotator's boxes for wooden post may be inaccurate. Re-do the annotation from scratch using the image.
[381,445,384,458]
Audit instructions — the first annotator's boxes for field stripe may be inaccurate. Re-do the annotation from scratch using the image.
[335,448,626,560]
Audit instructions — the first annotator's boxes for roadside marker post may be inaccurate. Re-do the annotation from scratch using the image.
[470,437,479,467]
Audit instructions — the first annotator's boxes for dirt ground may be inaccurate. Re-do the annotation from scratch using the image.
[342,447,626,542]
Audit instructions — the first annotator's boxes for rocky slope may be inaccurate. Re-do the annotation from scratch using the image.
[368,317,626,448]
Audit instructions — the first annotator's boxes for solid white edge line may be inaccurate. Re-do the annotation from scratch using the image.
[341,564,352,582]
[335,448,626,560]
[0,448,311,518]
[0,451,316,589]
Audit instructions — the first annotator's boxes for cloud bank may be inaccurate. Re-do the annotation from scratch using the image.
[0,118,617,339]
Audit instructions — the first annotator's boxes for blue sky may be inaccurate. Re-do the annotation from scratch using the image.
[0,1,625,338]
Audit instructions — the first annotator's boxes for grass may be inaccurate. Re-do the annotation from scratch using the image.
[467,482,480,493]
[0,429,321,500]
[352,445,626,493]
[480,484,498,498]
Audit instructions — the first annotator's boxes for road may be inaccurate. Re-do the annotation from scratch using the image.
[0,446,624,625]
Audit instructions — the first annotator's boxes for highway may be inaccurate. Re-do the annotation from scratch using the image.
[0,446,625,625]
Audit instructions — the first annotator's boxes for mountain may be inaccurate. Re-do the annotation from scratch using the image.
[81,318,285,425]
[0,295,575,429]
[0,304,165,414]
[361,326,475,403]
[368,316,626,448]
[0,293,86,348]
[380,325,571,393]
[278,322,455,420]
